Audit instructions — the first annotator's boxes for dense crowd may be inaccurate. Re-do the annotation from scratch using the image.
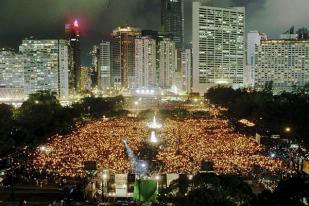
[158,118,284,175]
[31,117,285,177]
[32,118,148,177]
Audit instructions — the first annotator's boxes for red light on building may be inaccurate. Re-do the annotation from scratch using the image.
[73,19,79,28]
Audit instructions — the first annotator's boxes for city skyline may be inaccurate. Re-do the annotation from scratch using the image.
[1,0,309,65]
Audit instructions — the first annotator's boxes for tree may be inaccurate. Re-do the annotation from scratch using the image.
[158,173,256,206]
[263,81,273,94]
[15,91,64,145]
[258,175,309,206]
[0,104,15,154]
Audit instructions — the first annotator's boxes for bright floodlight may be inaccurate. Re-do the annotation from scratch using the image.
[150,131,158,143]
[38,145,52,154]
[148,116,162,129]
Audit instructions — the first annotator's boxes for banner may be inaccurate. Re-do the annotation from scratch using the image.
[303,160,309,174]
[133,179,157,202]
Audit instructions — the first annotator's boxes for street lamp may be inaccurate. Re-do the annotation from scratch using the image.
[285,127,291,133]
[155,175,160,194]
[101,173,108,203]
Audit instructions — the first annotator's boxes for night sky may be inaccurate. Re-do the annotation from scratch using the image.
[1,0,309,65]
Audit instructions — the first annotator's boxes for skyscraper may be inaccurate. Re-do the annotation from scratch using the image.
[245,31,267,87]
[158,37,177,88]
[65,19,81,93]
[80,66,91,92]
[255,39,309,93]
[161,0,184,49]
[181,49,192,93]
[135,36,157,88]
[90,45,99,88]
[19,39,69,98]
[111,26,141,89]
[0,49,25,101]
[192,2,245,94]
[98,41,111,90]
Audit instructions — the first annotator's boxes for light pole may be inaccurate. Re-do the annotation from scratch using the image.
[101,173,108,203]
[155,175,160,194]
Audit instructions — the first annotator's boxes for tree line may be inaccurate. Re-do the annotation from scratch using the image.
[205,86,309,147]
[155,173,309,206]
[0,91,126,155]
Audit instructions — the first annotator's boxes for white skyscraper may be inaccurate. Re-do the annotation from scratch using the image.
[192,2,245,94]
[135,36,157,88]
[181,49,192,93]
[19,39,69,98]
[245,31,267,87]
[255,39,309,94]
[0,49,25,101]
[158,38,177,88]
[98,41,111,90]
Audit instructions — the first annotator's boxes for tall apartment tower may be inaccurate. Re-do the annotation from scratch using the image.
[245,31,267,87]
[161,0,184,49]
[192,2,245,95]
[19,39,69,99]
[181,49,192,93]
[0,49,25,100]
[135,36,157,88]
[111,26,141,89]
[89,45,99,88]
[158,38,177,88]
[255,39,309,94]
[98,41,111,90]
[65,20,81,93]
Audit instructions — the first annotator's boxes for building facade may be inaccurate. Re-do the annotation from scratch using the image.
[19,39,69,98]
[65,20,81,93]
[181,49,192,93]
[111,26,141,89]
[158,38,177,88]
[245,31,267,87]
[192,2,245,94]
[98,41,111,90]
[161,0,184,49]
[255,39,309,93]
[135,36,157,88]
[80,66,91,92]
[90,45,99,88]
[0,49,25,101]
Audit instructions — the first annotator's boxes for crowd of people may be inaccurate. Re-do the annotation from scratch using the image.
[31,118,148,177]
[157,118,284,175]
[30,115,286,177]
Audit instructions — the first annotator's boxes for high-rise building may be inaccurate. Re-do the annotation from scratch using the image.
[0,49,24,89]
[111,26,141,89]
[161,0,184,49]
[90,45,99,88]
[192,2,245,94]
[65,20,81,93]
[98,41,111,90]
[255,39,309,94]
[245,31,267,86]
[0,49,25,101]
[181,49,192,93]
[19,39,69,98]
[80,66,91,92]
[135,36,157,88]
[158,38,177,88]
